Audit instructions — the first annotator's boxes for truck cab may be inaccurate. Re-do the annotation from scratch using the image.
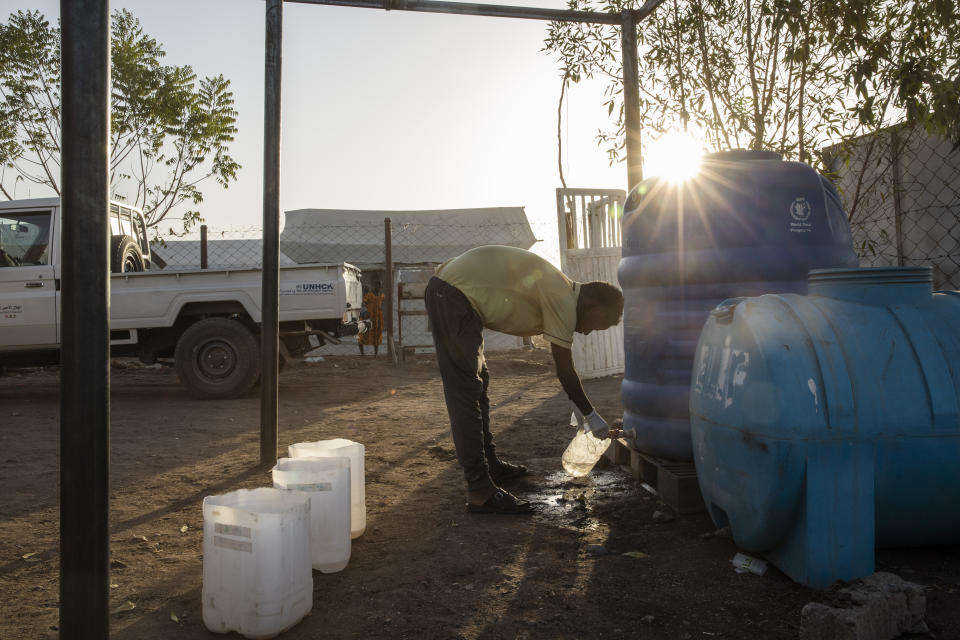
[0,198,151,357]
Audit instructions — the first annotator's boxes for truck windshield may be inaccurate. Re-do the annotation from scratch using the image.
[0,210,52,267]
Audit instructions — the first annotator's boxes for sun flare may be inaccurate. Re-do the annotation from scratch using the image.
[645,130,704,182]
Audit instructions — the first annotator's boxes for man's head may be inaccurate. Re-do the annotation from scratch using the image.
[575,281,624,335]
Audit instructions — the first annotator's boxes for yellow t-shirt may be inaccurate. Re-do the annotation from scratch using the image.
[434,245,580,349]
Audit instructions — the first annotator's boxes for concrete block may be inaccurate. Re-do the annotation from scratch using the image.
[799,572,928,640]
[640,457,658,486]
[628,450,705,513]
[629,449,645,482]
[634,452,658,486]
[657,464,705,514]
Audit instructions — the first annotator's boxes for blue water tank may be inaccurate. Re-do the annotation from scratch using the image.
[690,267,960,587]
[619,150,858,460]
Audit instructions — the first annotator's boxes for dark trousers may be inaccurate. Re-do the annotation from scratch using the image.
[424,277,500,492]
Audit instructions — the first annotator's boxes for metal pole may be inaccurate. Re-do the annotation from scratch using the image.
[889,128,905,267]
[384,218,395,364]
[200,224,208,269]
[59,0,111,637]
[621,9,643,192]
[261,0,282,467]
[397,282,404,362]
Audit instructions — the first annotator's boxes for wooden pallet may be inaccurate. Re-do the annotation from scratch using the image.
[607,439,706,514]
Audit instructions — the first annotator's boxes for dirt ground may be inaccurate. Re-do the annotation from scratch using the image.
[1,347,958,640]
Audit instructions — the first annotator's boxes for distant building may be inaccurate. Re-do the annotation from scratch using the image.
[281,207,538,354]
[280,206,536,270]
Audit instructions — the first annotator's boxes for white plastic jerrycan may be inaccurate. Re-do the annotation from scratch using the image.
[272,456,351,573]
[289,439,366,538]
[202,488,312,639]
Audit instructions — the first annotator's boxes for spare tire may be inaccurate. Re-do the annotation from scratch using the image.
[112,235,145,273]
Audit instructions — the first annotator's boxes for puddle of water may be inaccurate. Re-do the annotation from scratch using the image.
[526,465,635,530]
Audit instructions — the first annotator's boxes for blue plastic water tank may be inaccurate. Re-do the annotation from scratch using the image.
[619,150,858,460]
[690,267,960,587]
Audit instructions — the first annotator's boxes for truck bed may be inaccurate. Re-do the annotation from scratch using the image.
[108,262,362,329]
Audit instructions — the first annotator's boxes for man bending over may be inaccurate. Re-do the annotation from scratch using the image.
[424,245,623,515]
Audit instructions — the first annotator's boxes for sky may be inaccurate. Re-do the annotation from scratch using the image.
[1,0,629,258]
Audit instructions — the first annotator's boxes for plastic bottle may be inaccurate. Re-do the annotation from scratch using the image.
[561,412,611,476]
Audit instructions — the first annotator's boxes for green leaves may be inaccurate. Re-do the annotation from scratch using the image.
[0,8,240,233]
[0,10,62,193]
[543,0,959,172]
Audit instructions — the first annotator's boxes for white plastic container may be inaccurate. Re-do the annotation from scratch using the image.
[202,488,312,639]
[561,429,611,477]
[273,456,351,573]
[289,439,366,538]
[562,412,611,477]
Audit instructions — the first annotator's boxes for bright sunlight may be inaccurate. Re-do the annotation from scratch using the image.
[644,130,705,182]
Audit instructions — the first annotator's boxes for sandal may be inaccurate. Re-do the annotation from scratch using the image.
[489,461,529,483]
[466,489,534,515]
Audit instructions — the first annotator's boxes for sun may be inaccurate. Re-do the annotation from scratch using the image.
[644,130,705,182]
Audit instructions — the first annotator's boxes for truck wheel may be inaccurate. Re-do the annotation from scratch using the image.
[112,235,145,273]
[174,318,260,399]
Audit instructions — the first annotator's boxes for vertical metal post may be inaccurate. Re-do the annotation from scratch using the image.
[397,282,404,362]
[59,0,111,637]
[555,189,570,273]
[384,218,395,364]
[889,128,905,267]
[200,224,208,269]
[621,10,643,193]
[261,0,282,467]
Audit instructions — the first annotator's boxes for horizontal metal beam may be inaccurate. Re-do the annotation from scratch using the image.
[286,0,663,25]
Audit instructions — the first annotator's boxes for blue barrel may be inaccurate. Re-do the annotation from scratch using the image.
[690,267,960,587]
[619,150,858,460]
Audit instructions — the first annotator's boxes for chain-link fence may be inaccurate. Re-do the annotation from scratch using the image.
[825,124,960,290]
[150,217,559,355]
[151,219,555,272]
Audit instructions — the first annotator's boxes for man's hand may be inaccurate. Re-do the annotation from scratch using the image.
[584,410,611,438]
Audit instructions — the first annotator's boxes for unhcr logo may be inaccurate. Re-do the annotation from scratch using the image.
[281,282,335,295]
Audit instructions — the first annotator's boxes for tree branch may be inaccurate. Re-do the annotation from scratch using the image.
[745,0,763,147]
[557,71,568,189]
[693,0,732,148]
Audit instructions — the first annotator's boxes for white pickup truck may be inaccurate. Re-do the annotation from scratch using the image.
[0,198,366,398]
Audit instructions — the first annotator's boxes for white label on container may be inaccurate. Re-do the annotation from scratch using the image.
[286,482,333,492]
[214,535,252,553]
[214,523,251,538]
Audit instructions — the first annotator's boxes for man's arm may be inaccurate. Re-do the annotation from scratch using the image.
[551,342,592,415]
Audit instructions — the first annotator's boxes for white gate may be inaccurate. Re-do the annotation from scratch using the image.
[556,188,626,379]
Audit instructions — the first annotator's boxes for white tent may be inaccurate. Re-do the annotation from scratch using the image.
[281,207,538,355]
[280,207,537,268]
